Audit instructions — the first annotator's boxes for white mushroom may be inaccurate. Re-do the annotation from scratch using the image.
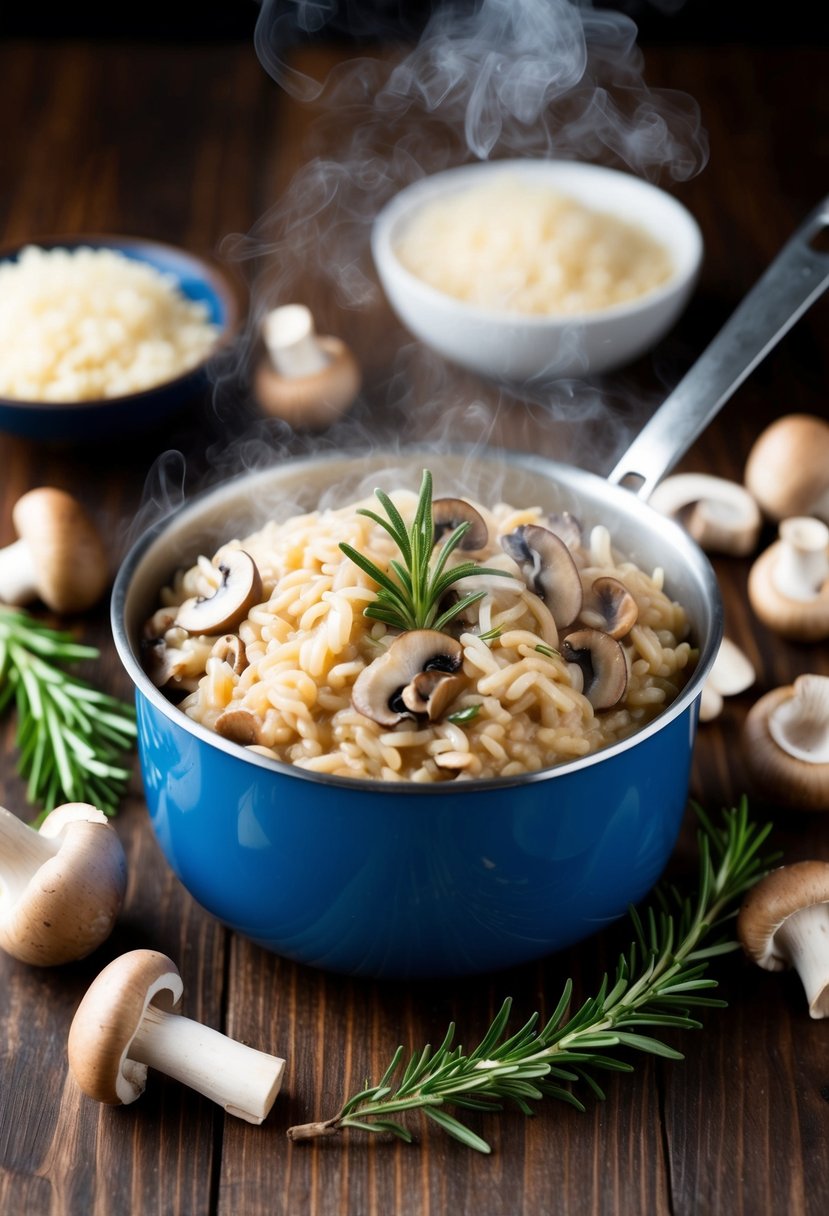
[744,414,829,523]
[738,861,829,1018]
[648,473,762,556]
[352,630,465,727]
[176,550,263,636]
[747,516,829,641]
[252,303,361,430]
[743,675,829,811]
[0,802,126,965]
[579,576,638,639]
[560,628,628,709]
[501,525,583,629]
[698,637,756,722]
[0,487,109,613]
[68,949,286,1124]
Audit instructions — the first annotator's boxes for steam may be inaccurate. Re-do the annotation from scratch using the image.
[138,0,709,536]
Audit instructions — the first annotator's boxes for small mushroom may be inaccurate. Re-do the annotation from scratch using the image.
[747,516,829,641]
[545,511,582,551]
[648,473,762,556]
[352,630,464,727]
[141,613,201,692]
[432,498,489,550]
[0,802,126,965]
[176,550,263,636]
[209,634,248,675]
[698,636,756,723]
[0,487,109,613]
[252,303,361,430]
[67,949,286,1123]
[501,525,583,629]
[737,861,829,1018]
[561,628,628,709]
[743,675,829,811]
[214,706,266,746]
[744,414,829,523]
[579,576,638,639]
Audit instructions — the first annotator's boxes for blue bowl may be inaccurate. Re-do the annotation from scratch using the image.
[112,448,722,979]
[0,235,242,441]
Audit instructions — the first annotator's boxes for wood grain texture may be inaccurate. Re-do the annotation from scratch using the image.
[0,34,828,1216]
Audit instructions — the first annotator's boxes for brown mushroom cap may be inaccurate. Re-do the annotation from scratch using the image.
[737,860,829,971]
[209,634,248,675]
[352,630,464,727]
[432,498,489,551]
[176,550,263,636]
[561,628,628,709]
[579,576,638,639]
[0,802,127,966]
[68,950,183,1105]
[253,335,361,430]
[748,533,829,642]
[743,680,829,811]
[744,414,829,522]
[10,487,109,613]
[501,524,583,629]
[214,706,267,746]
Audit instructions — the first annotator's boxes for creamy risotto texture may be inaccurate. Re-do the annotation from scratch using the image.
[395,177,674,316]
[145,488,695,782]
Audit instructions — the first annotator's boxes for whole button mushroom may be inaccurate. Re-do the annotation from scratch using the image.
[0,802,126,965]
[738,860,829,1018]
[744,414,829,523]
[68,949,286,1124]
[0,487,109,614]
[743,674,829,811]
[748,516,829,641]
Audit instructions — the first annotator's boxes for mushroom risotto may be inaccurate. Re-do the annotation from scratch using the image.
[144,480,696,781]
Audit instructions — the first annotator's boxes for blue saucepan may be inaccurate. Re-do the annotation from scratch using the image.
[111,195,829,978]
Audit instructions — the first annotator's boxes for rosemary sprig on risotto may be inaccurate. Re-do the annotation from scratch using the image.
[339,469,512,633]
[288,799,776,1154]
[0,606,136,823]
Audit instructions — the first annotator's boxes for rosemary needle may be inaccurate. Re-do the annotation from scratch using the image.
[287,799,777,1154]
[0,606,137,823]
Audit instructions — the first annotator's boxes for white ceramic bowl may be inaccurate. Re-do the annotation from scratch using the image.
[371,159,703,382]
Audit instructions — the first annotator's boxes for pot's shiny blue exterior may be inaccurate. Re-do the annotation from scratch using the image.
[113,448,721,980]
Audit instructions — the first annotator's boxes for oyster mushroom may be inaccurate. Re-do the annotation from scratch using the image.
[0,802,126,965]
[561,628,628,709]
[579,576,638,639]
[747,516,829,641]
[176,550,263,636]
[744,414,829,523]
[501,525,583,629]
[68,949,286,1123]
[648,473,762,556]
[743,674,829,810]
[432,498,489,550]
[353,630,464,727]
[253,303,361,430]
[737,861,829,1018]
[0,487,109,614]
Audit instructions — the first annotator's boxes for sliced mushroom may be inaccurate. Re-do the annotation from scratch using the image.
[699,636,756,722]
[209,634,248,675]
[401,669,466,720]
[432,498,489,550]
[561,628,628,709]
[352,630,464,727]
[648,473,762,556]
[579,577,638,639]
[176,550,263,636]
[501,525,583,629]
[743,675,829,811]
[545,511,582,551]
[214,707,266,746]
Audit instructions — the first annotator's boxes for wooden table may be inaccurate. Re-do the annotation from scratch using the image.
[1,30,828,1216]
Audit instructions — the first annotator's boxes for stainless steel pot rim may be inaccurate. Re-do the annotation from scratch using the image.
[111,443,724,796]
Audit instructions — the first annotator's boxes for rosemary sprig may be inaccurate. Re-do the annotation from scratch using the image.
[0,606,137,823]
[339,470,512,634]
[288,799,776,1154]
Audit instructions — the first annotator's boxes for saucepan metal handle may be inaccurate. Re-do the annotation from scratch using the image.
[607,193,829,500]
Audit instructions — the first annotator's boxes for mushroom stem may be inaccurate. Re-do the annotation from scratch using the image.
[0,806,58,903]
[263,305,330,378]
[0,538,39,606]
[774,906,829,1018]
[773,517,829,601]
[129,1003,286,1125]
